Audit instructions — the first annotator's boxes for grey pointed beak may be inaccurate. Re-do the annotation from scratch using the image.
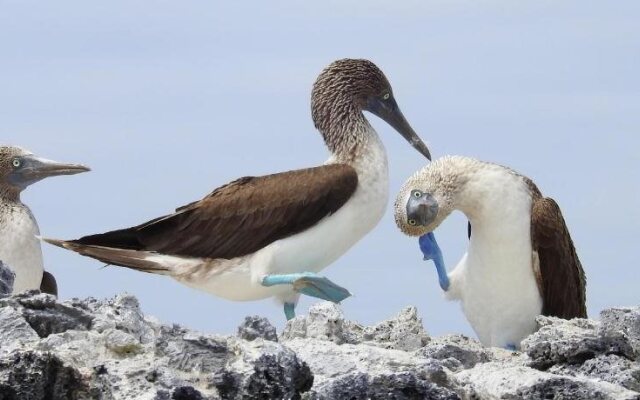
[23,156,90,181]
[10,155,90,189]
[406,192,439,227]
[366,97,431,160]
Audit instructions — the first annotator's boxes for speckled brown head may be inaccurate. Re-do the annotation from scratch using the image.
[311,59,430,160]
[0,145,90,198]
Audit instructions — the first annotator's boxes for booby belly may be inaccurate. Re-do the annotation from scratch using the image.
[394,156,586,348]
[45,59,431,319]
[0,146,90,295]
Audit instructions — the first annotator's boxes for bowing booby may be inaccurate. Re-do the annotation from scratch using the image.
[44,59,431,319]
[0,146,90,295]
[394,156,586,349]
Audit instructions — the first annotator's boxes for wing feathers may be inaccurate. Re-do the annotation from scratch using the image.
[68,164,358,261]
[531,195,587,319]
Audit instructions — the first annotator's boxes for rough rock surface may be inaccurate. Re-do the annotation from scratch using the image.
[237,316,278,342]
[0,261,15,296]
[0,291,638,400]
[0,291,312,400]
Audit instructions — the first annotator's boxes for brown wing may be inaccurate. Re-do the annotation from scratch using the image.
[531,196,587,318]
[40,271,58,296]
[74,164,358,260]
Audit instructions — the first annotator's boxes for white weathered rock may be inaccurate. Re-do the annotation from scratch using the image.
[0,260,15,296]
[0,293,638,400]
[0,306,39,354]
[522,315,635,369]
[0,292,313,399]
[282,302,429,351]
[456,362,639,400]
[600,307,640,357]
[237,315,278,342]
[549,354,640,392]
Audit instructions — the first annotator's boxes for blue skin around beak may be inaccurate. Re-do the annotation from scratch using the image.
[419,232,450,291]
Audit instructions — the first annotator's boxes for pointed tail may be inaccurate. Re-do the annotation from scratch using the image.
[42,238,171,275]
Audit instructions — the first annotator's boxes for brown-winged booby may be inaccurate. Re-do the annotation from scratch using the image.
[0,146,90,295]
[394,156,586,349]
[44,59,431,319]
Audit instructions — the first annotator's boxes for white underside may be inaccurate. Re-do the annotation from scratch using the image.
[159,129,389,304]
[0,204,44,293]
[446,168,542,348]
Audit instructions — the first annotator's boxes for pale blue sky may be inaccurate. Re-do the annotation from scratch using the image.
[1,1,638,337]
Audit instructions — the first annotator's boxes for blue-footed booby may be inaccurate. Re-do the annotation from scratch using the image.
[0,146,90,296]
[44,59,431,319]
[394,156,586,349]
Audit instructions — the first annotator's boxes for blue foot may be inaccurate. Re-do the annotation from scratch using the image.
[262,272,352,304]
[284,302,296,320]
[505,343,517,351]
[418,232,450,291]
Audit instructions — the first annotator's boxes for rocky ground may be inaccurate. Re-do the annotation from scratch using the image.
[0,263,638,399]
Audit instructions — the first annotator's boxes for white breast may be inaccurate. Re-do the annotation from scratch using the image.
[0,204,44,293]
[453,169,542,348]
[262,131,389,275]
[183,129,389,303]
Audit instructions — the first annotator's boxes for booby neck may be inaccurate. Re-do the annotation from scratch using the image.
[459,171,530,227]
[423,156,533,245]
[0,187,21,204]
[321,113,386,168]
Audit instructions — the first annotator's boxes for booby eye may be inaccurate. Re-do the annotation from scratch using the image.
[408,219,417,226]
[11,159,21,168]
[412,190,422,198]
[382,93,390,100]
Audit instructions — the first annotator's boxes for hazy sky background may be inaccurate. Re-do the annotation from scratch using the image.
[1,1,638,338]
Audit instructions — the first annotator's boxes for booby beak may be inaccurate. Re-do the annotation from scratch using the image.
[10,155,90,189]
[366,96,431,160]
[406,191,439,227]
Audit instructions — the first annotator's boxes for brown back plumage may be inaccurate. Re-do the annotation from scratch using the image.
[528,180,587,319]
[72,164,358,260]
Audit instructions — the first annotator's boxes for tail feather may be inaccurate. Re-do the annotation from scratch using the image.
[42,238,171,275]
[74,228,144,250]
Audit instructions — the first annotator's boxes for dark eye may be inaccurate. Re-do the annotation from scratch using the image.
[412,190,422,198]
[382,93,390,100]
[12,159,21,168]
[408,219,417,226]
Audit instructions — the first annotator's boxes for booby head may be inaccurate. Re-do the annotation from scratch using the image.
[0,146,90,195]
[312,59,431,160]
[394,156,474,236]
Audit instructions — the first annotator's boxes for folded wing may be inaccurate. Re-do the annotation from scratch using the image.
[73,164,359,260]
[531,195,587,319]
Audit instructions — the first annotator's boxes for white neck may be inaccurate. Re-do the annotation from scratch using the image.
[456,166,533,271]
[327,124,389,231]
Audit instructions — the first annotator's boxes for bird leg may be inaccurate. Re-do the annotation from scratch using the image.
[283,302,296,320]
[419,232,450,291]
[262,272,352,314]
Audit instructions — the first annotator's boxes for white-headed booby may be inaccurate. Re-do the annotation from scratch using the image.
[44,59,431,319]
[0,146,90,296]
[394,156,586,349]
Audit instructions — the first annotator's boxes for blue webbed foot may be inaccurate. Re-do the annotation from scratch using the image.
[262,272,352,305]
[292,275,352,303]
[418,232,450,291]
